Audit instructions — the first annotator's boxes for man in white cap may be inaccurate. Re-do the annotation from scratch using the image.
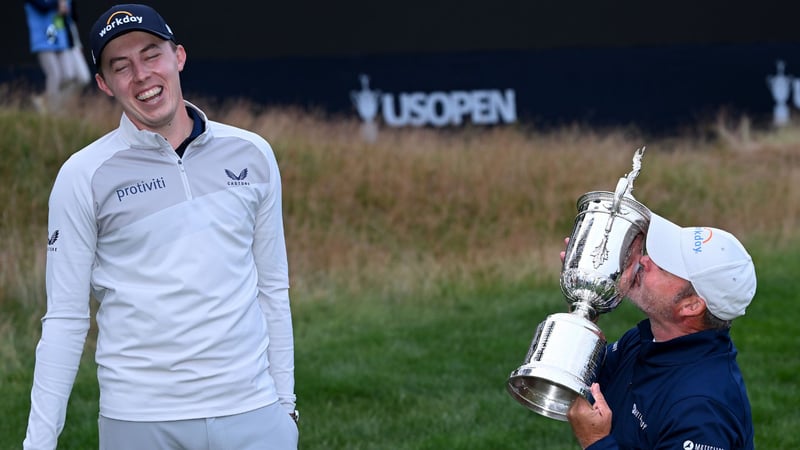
[23,4,297,449]
[567,212,757,450]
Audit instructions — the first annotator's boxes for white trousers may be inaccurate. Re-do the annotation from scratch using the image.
[98,402,298,450]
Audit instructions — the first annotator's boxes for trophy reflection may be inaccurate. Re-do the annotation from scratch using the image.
[506,148,650,421]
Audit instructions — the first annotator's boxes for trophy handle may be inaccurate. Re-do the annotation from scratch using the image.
[593,146,646,270]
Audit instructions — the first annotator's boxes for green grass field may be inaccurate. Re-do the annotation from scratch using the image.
[1,95,798,448]
[4,250,799,449]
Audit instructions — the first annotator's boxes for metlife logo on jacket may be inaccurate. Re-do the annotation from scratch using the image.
[351,74,517,127]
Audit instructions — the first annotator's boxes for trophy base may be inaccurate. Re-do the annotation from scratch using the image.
[506,312,606,421]
[507,367,583,421]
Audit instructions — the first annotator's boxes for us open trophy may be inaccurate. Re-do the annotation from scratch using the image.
[506,148,650,421]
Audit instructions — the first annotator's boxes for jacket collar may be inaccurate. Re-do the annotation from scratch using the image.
[118,100,211,150]
[636,319,734,366]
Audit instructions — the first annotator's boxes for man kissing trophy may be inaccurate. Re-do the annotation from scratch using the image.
[507,148,650,421]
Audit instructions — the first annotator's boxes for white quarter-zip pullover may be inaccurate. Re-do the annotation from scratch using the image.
[24,102,295,449]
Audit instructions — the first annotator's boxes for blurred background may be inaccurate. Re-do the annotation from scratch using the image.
[5,0,800,132]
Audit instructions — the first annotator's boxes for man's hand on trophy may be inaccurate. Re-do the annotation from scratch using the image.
[567,383,612,449]
[560,237,569,264]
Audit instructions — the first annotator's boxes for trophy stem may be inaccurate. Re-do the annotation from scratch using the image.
[570,302,597,321]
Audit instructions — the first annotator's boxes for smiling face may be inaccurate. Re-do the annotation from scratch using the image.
[95,31,186,135]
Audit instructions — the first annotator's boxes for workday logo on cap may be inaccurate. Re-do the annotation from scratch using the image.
[98,11,145,39]
[90,4,175,67]
[690,227,713,254]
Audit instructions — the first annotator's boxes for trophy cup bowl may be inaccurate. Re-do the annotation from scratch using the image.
[507,151,650,421]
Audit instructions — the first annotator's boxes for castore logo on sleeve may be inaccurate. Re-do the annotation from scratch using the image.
[48,230,59,252]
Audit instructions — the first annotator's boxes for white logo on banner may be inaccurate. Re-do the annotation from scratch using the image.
[351,74,381,124]
[351,75,381,141]
[350,74,517,128]
[765,59,800,126]
[767,60,792,125]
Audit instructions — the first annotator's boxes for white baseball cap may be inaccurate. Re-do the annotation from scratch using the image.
[645,212,757,320]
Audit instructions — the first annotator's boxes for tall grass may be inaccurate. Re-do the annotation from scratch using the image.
[1,89,799,448]
[3,92,798,306]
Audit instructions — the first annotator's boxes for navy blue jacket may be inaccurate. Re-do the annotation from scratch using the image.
[588,320,754,450]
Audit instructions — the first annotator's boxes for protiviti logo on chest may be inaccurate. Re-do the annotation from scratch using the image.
[115,177,167,202]
[98,11,143,37]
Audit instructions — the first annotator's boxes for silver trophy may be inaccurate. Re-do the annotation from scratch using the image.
[506,148,650,421]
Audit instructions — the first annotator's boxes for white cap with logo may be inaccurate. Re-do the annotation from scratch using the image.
[645,212,757,321]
